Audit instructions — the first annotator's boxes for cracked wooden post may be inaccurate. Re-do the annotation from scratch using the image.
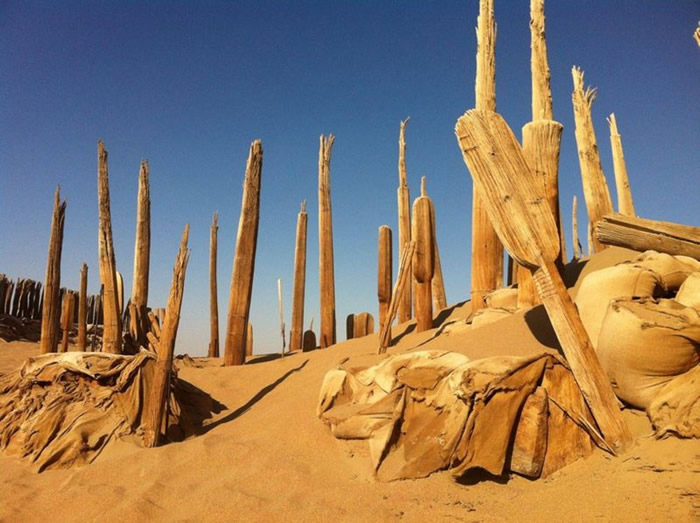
[572,195,582,260]
[208,212,220,358]
[607,114,636,217]
[131,159,151,346]
[428,181,447,310]
[397,117,412,323]
[39,187,66,355]
[144,224,191,448]
[318,134,337,348]
[77,263,88,351]
[571,67,613,253]
[98,140,123,354]
[60,291,75,353]
[377,225,392,337]
[412,178,435,332]
[224,141,262,366]
[290,201,308,352]
[472,0,504,313]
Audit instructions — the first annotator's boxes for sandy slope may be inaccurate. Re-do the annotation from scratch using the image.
[1,248,698,522]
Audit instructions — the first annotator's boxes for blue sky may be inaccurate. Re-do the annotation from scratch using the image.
[1,1,698,356]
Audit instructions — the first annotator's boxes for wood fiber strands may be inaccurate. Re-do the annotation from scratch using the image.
[429,193,447,310]
[224,141,262,366]
[377,225,392,336]
[290,201,308,352]
[412,179,435,332]
[77,264,88,351]
[378,240,416,354]
[60,291,75,353]
[397,118,412,323]
[131,159,151,345]
[607,114,636,217]
[318,134,337,348]
[39,187,67,355]
[571,67,613,253]
[208,212,220,358]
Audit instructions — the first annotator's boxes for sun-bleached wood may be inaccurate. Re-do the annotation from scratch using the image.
[471,0,504,313]
[397,117,412,323]
[144,224,190,448]
[77,263,88,351]
[318,134,337,348]
[456,109,632,453]
[607,114,636,217]
[39,188,66,355]
[529,0,553,121]
[378,240,416,354]
[246,322,253,358]
[572,196,582,260]
[596,213,700,259]
[571,67,613,253]
[131,159,151,345]
[377,225,393,336]
[429,192,447,310]
[290,201,308,352]
[224,141,262,366]
[412,181,434,332]
[59,292,75,353]
[208,212,220,358]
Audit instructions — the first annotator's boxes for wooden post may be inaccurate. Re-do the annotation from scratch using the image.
[224,140,263,366]
[318,134,337,348]
[144,224,191,448]
[429,194,448,310]
[290,201,308,352]
[131,159,151,345]
[208,212,220,358]
[378,241,416,353]
[571,67,613,253]
[97,140,123,354]
[471,0,504,313]
[77,264,88,351]
[397,117,413,324]
[377,225,392,337]
[60,291,75,353]
[245,322,253,358]
[413,178,435,332]
[607,114,636,217]
[278,278,286,355]
[39,187,66,354]
[572,195,582,260]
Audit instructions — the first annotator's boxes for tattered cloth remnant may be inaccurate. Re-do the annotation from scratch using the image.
[318,350,603,482]
[0,352,222,471]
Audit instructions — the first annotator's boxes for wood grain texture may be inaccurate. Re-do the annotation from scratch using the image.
[318,134,337,348]
[377,225,392,337]
[39,187,66,354]
[412,180,434,332]
[77,263,88,351]
[378,241,416,354]
[208,212,220,358]
[607,114,636,217]
[290,202,308,352]
[397,118,412,323]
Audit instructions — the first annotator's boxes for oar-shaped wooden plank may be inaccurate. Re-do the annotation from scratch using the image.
[455,109,632,453]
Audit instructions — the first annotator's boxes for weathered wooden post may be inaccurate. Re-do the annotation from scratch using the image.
[208,212,220,358]
[318,134,337,348]
[39,187,67,355]
[144,224,191,448]
[377,225,392,336]
[572,195,582,260]
[471,0,504,313]
[413,179,435,332]
[131,159,151,345]
[571,67,613,253]
[224,140,262,366]
[396,118,412,323]
[60,291,75,353]
[290,201,308,352]
[378,241,417,353]
[245,322,253,358]
[277,278,286,355]
[427,181,447,310]
[98,140,123,354]
[77,264,88,351]
[607,113,636,217]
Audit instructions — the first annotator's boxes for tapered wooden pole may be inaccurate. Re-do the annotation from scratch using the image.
[318,134,337,348]
[224,141,263,366]
[208,212,220,358]
[412,179,434,332]
[572,195,582,260]
[144,224,191,448]
[607,113,636,217]
[571,67,613,253]
[429,193,447,310]
[397,117,412,323]
[278,278,286,355]
[377,225,392,336]
[98,140,123,354]
[77,263,88,351]
[131,159,151,345]
[60,291,75,353]
[378,241,416,353]
[290,201,308,352]
[471,0,504,313]
[246,322,253,358]
[39,187,66,354]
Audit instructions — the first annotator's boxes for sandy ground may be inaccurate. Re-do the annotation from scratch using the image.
[1,248,698,522]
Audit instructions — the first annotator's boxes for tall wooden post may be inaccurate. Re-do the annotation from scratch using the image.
[607,113,636,217]
[97,140,123,354]
[290,201,308,352]
[60,291,75,353]
[429,187,447,310]
[571,67,613,253]
[377,225,392,336]
[318,134,337,348]
[412,179,435,332]
[278,278,286,355]
[131,159,151,345]
[208,212,220,358]
[77,263,88,351]
[471,0,504,313]
[224,141,263,366]
[397,117,412,323]
[572,195,582,260]
[246,322,253,358]
[39,187,66,354]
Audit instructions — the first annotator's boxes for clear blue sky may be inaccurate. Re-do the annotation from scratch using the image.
[1,1,698,356]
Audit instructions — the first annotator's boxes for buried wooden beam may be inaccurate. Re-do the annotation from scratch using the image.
[224,141,263,366]
[377,225,392,336]
[413,178,435,332]
[290,201,308,352]
[607,114,636,217]
[77,263,88,351]
[378,240,416,354]
[39,187,67,355]
[318,134,337,348]
[131,159,151,346]
[208,212,220,358]
[396,117,413,323]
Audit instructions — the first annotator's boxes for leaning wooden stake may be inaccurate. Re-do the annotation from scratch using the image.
[278,278,286,355]
[456,109,632,453]
[471,0,504,312]
[378,240,416,354]
[318,134,337,348]
[97,140,123,354]
[396,117,412,323]
[429,192,448,310]
[208,212,220,358]
[377,225,393,336]
[607,114,636,217]
[571,67,613,253]
[224,141,263,366]
[39,188,67,354]
[413,179,435,332]
[572,195,582,260]
[144,224,191,448]
[131,159,151,345]
[290,201,308,352]
[77,263,88,351]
